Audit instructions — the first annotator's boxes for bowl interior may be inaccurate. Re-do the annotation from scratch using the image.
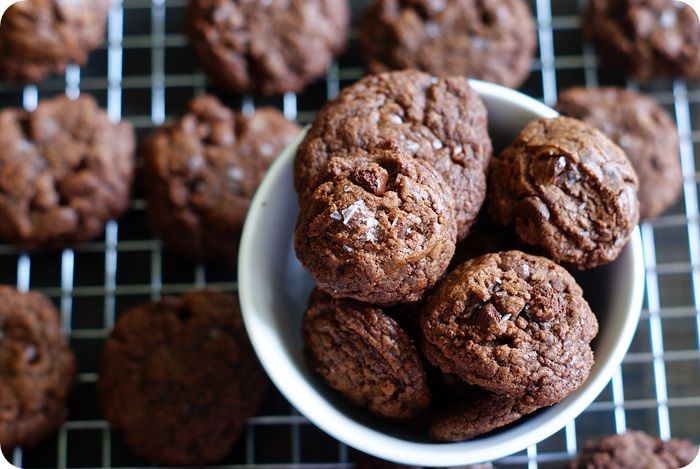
[238,80,645,466]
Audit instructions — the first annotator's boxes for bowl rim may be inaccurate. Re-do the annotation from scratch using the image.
[238,79,646,466]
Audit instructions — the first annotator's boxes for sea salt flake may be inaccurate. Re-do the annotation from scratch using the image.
[660,9,677,28]
[430,76,439,84]
[366,217,379,242]
[342,200,366,225]
[405,141,420,153]
[502,314,512,321]
[331,211,342,221]
[432,139,443,150]
[189,154,205,171]
[388,114,403,124]
[453,145,463,155]
[227,167,245,182]
[471,37,488,51]
[343,186,351,193]
[578,201,587,210]
[556,156,567,171]
[425,21,442,38]
[343,245,353,252]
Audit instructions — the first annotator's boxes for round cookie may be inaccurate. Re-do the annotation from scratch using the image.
[295,147,457,305]
[187,0,349,95]
[143,95,300,265]
[0,95,135,250]
[0,285,76,450]
[0,0,109,83]
[583,0,700,82]
[359,0,537,88]
[428,387,534,442]
[568,431,698,469]
[556,86,681,220]
[302,289,431,419]
[294,70,492,241]
[98,291,267,466]
[421,251,598,408]
[489,117,639,270]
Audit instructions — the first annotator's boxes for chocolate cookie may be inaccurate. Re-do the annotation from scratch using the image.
[569,431,698,469]
[98,291,267,466]
[0,95,135,250]
[295,70,492,240]
[143,95,300,265]
[583,0,700,82]
[359,0,537,88]
[556,86,681,220]
[428,387,533,442]
[187,0,349,95]
[0,286,76,450]
[0,0,109,83]
[489,117,639,270]
[421,251,598,408]
[302,289,431,419]
[295,148,457,305]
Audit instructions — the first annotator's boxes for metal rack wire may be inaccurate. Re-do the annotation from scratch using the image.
[0,0,698,467]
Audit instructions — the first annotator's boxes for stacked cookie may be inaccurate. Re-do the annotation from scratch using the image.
[294,70,640,441]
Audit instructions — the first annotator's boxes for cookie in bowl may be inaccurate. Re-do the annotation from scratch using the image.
[302,289,431,420]
[556,86,681,220]
[295,146,457,305]
[294,69,492,241]
[489,117,639,270]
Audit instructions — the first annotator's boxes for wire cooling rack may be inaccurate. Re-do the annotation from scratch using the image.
[0,0,698,467]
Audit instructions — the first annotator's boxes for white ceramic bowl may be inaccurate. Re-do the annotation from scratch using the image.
[239,80,645,467]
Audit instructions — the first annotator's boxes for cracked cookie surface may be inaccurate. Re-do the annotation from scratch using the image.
[0,0,109,82]
[187,0,349,95]
[295,148,457,305]
[294,70,492,241]
[143,95,300,265]
[359,0,536,88]
[98,291,267,466]
[0,285,76,450]
[556,86,681,221]
[489,117,639,270]
[421,251,598,408]
[303,289,431,419]
[568,430,698,469]
[428,386,534,441]
[0,95,135,250]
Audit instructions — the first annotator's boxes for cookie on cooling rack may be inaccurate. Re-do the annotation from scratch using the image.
[98,291,267,466]
[0,95,135,250]
[358,0,537,88]
[0,285,77,450]
[568,430,698,469]
[421,251,598,409]
[187,0,349,95]
[143,95,300,265]
[302,289,432,419]
[489,117,639,270]
[294,70,492,241]
[583,0,700,82]
[556,86,681,220]
[0,0,109,83]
